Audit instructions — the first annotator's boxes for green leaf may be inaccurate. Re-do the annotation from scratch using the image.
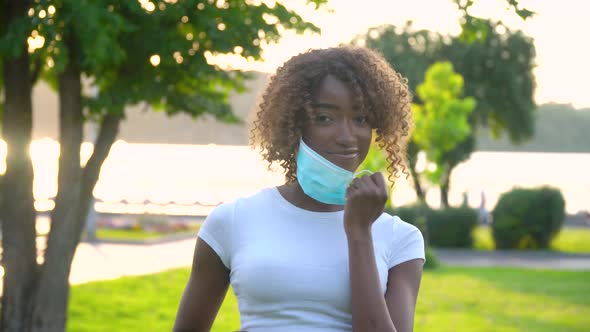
[411,61,476,186]
[0,16,30,58]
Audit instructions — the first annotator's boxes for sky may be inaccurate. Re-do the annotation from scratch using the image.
[211,0,590,109]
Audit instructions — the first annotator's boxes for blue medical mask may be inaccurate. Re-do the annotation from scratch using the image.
[296,139,372,205]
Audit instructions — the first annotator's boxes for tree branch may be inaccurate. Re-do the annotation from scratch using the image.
[30,56,42,85]
[81,113,121,199]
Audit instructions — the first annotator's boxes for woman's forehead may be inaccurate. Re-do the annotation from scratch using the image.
[313,76,354,102]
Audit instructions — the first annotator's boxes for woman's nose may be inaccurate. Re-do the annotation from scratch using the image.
[335,118,357,145]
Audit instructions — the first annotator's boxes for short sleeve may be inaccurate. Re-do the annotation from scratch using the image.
[388,218,426,269]
[197,202,235,269]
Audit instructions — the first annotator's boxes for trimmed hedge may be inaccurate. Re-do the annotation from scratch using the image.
[392,203,431,237]
[492,186,565,249]
[388,203,478,248]
[428,207,478,248]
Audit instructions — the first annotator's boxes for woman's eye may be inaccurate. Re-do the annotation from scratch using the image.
[354,115,369,124]
[314,115,332,123]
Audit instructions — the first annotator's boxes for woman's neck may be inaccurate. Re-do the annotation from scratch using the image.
[277,182,345,212]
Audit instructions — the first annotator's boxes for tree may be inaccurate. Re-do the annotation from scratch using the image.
[436,19,536,206]
[412,61,476,207]
[453,0,534,43]
[355,19,536,207]
[352,23,443,202]
[1,2,38,332]
[0,0,326,331]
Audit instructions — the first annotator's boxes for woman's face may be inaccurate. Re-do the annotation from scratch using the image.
[302,75,372,172]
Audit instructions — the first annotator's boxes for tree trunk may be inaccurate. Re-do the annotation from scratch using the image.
[440,165,452,208]
[28,26,122,328]
[406,141,426,203]
[440,175,449,208]
[2,3,121,330]
[30,112,120,332]
[0,1,37,331]
[29,33,84,330]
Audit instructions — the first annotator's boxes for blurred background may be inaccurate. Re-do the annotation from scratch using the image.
[1,0,589,331]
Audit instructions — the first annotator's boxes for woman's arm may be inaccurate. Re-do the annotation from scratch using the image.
[346,227,424,332]
[345,173,423,332]
[345,173,396,332]
[346,229,397,332]
[173,238,230,332]
[385,259,424,332]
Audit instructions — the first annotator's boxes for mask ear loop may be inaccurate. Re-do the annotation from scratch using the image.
[347,170,375,188]
[353,169,374,179]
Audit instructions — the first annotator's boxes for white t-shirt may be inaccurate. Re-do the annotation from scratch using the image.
[198,187,425,332]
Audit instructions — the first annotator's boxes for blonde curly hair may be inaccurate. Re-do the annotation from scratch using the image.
[250,46,413,185]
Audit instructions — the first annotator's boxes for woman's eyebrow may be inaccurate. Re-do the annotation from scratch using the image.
[312,102,340,109]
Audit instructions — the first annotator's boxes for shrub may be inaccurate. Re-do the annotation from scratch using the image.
[423,247,439,270]
[427,207,478,248]
[388,203,477,248]
[389,203,431,235]
[387,204,439,269]
[492,186,565,249]
[390,203,430,225]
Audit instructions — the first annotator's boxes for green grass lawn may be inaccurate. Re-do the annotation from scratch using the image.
[95,225,200,241]
[96,228,164,240]
[68,266,590,332]
[473,225,590,253]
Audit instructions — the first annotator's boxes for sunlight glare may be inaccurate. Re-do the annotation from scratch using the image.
[0,140,6,175]
[81,142,95,166]
[415,151,428,173]
[27,34,45,52]
[35,200,55,212]
[144,2,156,12]
[216,0,227,9]
[174,52,184,64]
[262,13,278,25]
[30,138,60,161]
[36,217,51,235]
[138,0,155,12]
[150,54,161,66]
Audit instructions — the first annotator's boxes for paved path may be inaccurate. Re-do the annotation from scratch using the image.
[433,248,590,270]
[70,238,197,284]
[69,238,590,285]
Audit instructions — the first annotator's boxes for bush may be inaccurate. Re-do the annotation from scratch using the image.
[428,207,478,248]
[386,204,439,269]
[492,186,565,249]
[423,247,439,270]
[388,203,478,248]
[389,203,431,234]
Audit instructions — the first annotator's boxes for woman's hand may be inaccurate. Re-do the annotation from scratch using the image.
[343,172,389,237]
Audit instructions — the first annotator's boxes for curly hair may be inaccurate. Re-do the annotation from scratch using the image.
[250,46,413,186]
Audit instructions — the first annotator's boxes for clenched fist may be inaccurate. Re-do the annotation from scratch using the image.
[343,172,388,237]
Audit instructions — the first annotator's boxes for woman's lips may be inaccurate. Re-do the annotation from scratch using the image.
[328,152,359,159]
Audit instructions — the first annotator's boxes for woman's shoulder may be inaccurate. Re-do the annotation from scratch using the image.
[374,211,423,240]
[375,212,426,267]
[207,187,277,216]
